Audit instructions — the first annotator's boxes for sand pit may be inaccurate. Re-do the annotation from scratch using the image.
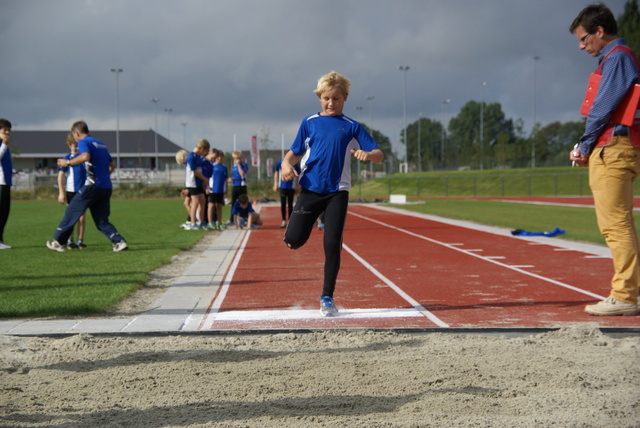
[2,235,639,426]
[1,327,639,426]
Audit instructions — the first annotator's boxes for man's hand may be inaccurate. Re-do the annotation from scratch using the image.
[569,146,589,167]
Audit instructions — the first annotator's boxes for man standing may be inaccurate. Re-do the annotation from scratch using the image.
[47,121,128,252]
[0,118,13,249]
[570,4,640,316]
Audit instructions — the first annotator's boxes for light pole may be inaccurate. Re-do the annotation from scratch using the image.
[366,95,375,130]
[441,99,450,170]
[354,105,363,120]
[398,66,410,166]
[532,56,540,168]
[151,98,159,170]
[110,68,122,182]
[417,112,422,172]
[480,82,487,170]
[366,95,375,176]
[354,105,364,198]
[164,108,173,141]
[181,122,187,148]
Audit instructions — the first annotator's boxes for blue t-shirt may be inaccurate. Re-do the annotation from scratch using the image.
[231,200,254,218]
[290,113,378,194]
[211,163,228,194]
[59,153,87,192]
[274,160,300,190]
[78,136,113,189]
[0,141,12,187]
[185,152,204,189]
[231,161,248,187]
[201,160,213,183]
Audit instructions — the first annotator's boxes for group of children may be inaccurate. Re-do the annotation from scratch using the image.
[177,142,262,230]
[5,70,383,319]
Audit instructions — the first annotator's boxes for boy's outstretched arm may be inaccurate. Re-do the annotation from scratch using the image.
[281,150,302,182]
[351,148,384,164]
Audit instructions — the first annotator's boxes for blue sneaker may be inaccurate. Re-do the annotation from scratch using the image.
[320,296,338,317]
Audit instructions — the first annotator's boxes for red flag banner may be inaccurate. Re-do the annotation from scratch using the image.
[250,135,258,166]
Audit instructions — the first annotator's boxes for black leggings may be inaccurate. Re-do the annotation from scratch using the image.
[0,185,9,242]
[284,189,349,298]
[230,185,247,221]
[279,188,294,221]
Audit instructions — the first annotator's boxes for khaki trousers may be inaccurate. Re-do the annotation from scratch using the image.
[589,136,640,304]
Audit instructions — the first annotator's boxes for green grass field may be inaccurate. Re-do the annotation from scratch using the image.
[387,199,616,245]
[0,197,631,318]
[0,200,226,318]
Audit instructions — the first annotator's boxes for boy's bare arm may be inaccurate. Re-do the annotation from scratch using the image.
[273,170,279,192]
[351,148,384,164]
[235,158,247,177]
[281,151,302,182]
[194,171,208,182]
[57,171,66,204]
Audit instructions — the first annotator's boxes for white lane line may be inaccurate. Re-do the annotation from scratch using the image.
[199,223,448,328]
[198,230,252,330]
[349,211,606,301]
[213,308,424,321]
[342,244,450,328]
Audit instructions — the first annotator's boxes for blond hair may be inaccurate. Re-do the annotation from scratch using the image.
[65,132,76,148]
[313,70,351,97]
[232,150,242,159]
[196,138,211,150]
[175,149,188,164]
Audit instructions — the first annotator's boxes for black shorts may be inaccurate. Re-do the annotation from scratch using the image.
[207,193,225,204]
[65,191,77,204]
[188,187,204,196]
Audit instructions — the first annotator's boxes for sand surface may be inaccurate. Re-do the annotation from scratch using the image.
[2,235,639,427]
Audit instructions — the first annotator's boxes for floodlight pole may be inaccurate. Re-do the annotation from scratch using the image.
[110,68,122,183]
[532,56,540,168]
[151,98,160,170]
[398,66,410,167]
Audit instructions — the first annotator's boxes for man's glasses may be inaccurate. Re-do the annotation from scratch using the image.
[579,33,591,45]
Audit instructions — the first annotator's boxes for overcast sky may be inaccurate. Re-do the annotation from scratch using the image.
[0,0,628,153]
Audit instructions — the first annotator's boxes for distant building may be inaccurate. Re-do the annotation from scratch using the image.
[9,130,183,172]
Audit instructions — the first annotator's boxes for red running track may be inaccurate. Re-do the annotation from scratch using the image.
[199,204,640,330]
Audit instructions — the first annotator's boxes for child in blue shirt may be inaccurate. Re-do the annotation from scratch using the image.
[47,121,127,252]
[0,118,12,249]
[228,150,248,225]
[280,71,384,316]
[184,139,210,230]
[232,194,262,229]
[206,149,228,230]
[273,159,300,228]
[57,133,88,249]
